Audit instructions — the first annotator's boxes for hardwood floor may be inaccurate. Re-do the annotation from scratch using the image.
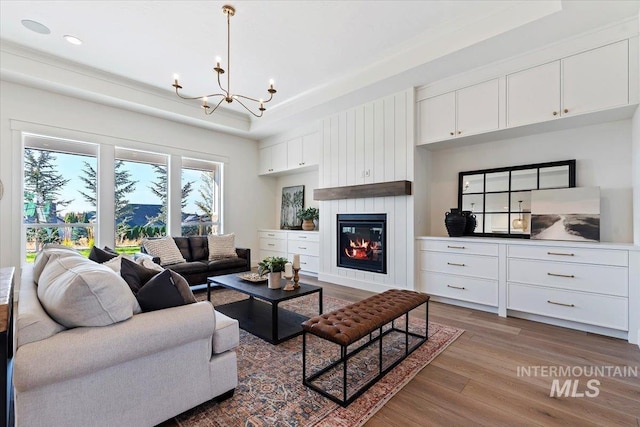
[164,276,640,426]
[311,278,640,427]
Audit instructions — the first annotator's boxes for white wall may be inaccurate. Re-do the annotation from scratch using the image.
[274,171,319,229]
[424,119,634,243]
[0,80,270,269]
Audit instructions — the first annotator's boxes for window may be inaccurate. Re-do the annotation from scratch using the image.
[114,148,168,251]
[181,158,223,236]
[458,160,575,238]
[23,134,98,262]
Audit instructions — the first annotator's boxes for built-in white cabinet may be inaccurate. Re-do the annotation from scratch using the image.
[258,229,319,274]
[287,133,319,170]
[260,133,319,176]
[507,40,629,128]
[416,236,639,344]
[258,142,287,175]
[419,79,500,144]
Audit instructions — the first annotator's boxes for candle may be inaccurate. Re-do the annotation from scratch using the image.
[284,262,293,278]
[293,254,300,269]
[202,97,209,108]
[172,73,180,86]
[269,79,275,90]
[215,56,221,68]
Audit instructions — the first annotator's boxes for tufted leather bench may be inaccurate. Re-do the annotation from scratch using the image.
[301,289,429,406]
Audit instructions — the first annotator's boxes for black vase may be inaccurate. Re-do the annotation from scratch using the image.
[462,211,477,235]
[445,209,466,237]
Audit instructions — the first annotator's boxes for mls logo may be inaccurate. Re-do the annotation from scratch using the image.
[550,379,600,398]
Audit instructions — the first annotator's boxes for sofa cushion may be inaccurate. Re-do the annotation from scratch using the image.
[173,237,192,262]
[208,257,247,270]
[166,261,209,275]
[32,245,83,285]
[38,256,140,328]
[189,236,209,261]
[121,257,161,294]
[213,310,239,354]
[207,233,238,260]
[136,270,186,312]
[142,237,186,266]
[88,246,119,264]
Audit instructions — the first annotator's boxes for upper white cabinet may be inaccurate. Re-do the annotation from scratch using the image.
[259,142,287,175]
[287,133,319,170]
[260,132,319,176]
[419,79,500,144]
[507,40,629,128]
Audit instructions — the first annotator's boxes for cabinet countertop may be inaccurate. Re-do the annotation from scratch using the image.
[416,235,639,251]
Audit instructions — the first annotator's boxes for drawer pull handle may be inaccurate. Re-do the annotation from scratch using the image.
[547,300,575,308]
[267,234,275,237]
[301,262,307,265]
[447,262,465,267]
[267,244,275,247]
[547,251,574,257]
[547,272,575,278]
[299,247,307,250]
[447,285,466,290]
[299,236,307,239]
[447,245,466,249]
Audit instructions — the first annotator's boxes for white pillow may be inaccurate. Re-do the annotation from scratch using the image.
[208,233,238,261]
[37,256,140,328]
[142,237,186,266]
[32,245,84,284]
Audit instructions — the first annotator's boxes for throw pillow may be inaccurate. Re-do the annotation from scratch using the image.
[32,245,83,285]
[120,257,160,294]
[142,237,186,266]
[136,269,186,312]
[168,270,197,304]
[135,255,164,272]
[37,256,140,328]
[102,255,123,274]
[88,246,119,264]
[207,233,238,261]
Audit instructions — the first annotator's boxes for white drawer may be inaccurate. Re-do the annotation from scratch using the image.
[508,259,628,297]
[289,253,318,273]
[420,251,498,280]
[287,240,319,257]
[419,240,498,256]
[259,238,287,253]
[288,232,320,242]
[259,249,287,261]
[419,271,498,307]
[508,283,628,330]
[258,230,287,240]
[507,244,628,266]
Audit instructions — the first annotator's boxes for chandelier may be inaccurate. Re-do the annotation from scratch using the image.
[172,4,276,118]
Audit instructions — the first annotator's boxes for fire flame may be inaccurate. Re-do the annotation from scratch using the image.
[344,238,380,260]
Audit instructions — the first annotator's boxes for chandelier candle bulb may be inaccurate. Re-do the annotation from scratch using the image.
[215,56,221,68]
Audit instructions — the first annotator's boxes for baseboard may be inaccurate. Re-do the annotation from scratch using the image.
[508,310,629,341]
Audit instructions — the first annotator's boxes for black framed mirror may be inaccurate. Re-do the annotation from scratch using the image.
[458,160,576,238]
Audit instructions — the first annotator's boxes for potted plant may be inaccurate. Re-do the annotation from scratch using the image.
[296,207,319,231]
[258,256,288,289]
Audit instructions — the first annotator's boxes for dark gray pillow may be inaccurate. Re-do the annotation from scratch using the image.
[120,257,160,294]
[89,246,118,264]
[136,270,185,312]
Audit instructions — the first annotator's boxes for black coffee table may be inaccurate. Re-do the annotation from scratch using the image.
[207,273,323,344]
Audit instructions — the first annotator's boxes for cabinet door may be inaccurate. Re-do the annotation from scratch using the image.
[562,40,629,116]
[287,137,303,169]
[507,61,560,127]
[258,147,272,175]
[419,91,456,144]
[457,79,500,137]
[301,133,319,166]
[271,142,288,173]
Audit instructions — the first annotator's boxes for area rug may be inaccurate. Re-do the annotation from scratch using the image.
[176,289,463,427]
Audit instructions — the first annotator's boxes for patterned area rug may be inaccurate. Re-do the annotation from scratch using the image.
[176,288,463,427]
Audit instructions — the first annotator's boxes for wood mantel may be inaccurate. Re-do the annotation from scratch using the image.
[313,180,412,201]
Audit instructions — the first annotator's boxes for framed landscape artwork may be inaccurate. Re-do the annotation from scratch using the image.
[280,185,304,229]
[530,187,600,242]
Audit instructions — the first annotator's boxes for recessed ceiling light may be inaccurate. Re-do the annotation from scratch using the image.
[63,35,83,45]
[21,19,50,35]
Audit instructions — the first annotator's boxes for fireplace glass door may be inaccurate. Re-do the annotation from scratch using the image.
[337,214,386,274]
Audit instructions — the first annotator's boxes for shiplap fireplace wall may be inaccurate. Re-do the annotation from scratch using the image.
[317,89,416,292]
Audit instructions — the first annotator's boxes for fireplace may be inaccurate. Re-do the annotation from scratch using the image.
[337,214,387,274]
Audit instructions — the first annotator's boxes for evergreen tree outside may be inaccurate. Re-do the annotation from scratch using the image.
[24,149,71,250]
[148,165,194,227]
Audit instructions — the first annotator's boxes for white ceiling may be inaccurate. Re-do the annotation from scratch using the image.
[1,1,639,139]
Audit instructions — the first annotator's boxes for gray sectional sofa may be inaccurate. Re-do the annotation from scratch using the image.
[14,260,240,426]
